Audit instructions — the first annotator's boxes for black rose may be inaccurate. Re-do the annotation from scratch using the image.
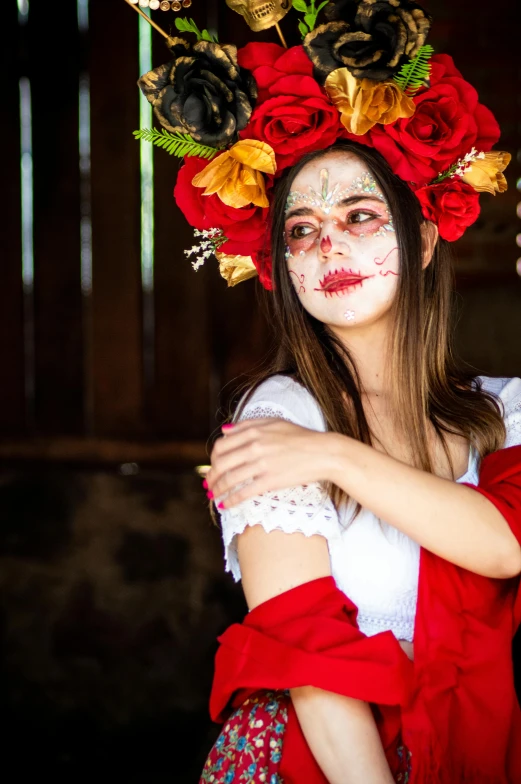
[138,37,257,148]
[304,0,432,83]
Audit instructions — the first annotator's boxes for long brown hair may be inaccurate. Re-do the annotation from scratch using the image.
[226,140,505,518]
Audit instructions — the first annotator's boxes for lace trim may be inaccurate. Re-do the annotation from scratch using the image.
[221,482,340,582]
[236,403,298,425]
[356,613,415,642]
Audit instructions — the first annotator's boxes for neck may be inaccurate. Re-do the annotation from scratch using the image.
[330,317,392,398]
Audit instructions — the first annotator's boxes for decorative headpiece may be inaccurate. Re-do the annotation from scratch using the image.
[128,0,511,290]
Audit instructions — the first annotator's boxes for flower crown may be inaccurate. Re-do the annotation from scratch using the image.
[132,0,511,291]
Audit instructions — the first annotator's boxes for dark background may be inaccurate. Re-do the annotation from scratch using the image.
[1,0,520,781]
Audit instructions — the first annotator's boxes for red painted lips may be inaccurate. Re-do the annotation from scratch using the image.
[314,268,374,294]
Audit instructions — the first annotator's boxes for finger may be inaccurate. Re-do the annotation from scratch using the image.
[211,425,267,461]
[211,457,264,499]
[216,475,274,510]
[209,439,266,491]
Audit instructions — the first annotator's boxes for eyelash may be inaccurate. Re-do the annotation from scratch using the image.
[288,211,379,238]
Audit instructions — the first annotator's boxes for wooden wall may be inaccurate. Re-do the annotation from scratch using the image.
[1,0,520,468]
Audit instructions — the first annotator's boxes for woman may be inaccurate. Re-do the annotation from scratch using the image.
[199,140,521,783]
[131,1,520,779]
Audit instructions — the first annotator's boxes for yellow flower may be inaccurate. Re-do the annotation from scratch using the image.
[215,252,258,287]
[191,139,276,208]
[461,151,511,195]
[324,68,416,136]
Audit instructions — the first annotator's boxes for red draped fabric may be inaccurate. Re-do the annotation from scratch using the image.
[211,576,413,782]
[208,445,521,783]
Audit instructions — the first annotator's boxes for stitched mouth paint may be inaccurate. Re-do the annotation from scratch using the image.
[314,268,374,296]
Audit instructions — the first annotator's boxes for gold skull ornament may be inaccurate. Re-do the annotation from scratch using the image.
[225,0,292,32]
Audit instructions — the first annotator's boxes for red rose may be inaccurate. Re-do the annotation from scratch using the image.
[237,43,313,105]
[241,89,342,171]
[252,246,273,291]
[174,156,270,257]
[238,43,342,171]
[415,179,481,241]
[367,54,500,187]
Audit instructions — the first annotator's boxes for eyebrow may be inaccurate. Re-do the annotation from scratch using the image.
[285,195,384,221]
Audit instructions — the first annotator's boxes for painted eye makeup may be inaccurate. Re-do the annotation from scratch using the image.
[284,218,320,257]
[347,210,377,224]
[288,224,316,240]
[344,209,388,235]
[283,195,395,260]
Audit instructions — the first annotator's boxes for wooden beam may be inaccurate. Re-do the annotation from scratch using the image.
[0,437,209,467]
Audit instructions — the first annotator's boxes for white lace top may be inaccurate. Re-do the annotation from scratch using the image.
[218,374,521,642]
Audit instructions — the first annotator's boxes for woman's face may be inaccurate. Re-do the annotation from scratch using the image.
[283,152,399,330]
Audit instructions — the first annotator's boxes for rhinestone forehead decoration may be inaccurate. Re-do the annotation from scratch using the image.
[285,168,384,215]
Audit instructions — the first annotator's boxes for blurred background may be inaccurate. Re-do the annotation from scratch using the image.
[1,0,520,781]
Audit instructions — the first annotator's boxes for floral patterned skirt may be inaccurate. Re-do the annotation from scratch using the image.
[199,690,412,784]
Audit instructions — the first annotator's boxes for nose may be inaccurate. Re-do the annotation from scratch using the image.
[318,218,350,262]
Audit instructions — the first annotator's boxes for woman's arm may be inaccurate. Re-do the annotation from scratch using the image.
[237,524,395,784]
[291,686,395,784]
[323,433,521,579]
[209,421,521,579]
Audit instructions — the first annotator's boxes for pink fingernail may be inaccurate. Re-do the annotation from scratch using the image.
[202,479,208,489]
[206,490,214,499]
[222,424,234,431]
[217,501,225,510]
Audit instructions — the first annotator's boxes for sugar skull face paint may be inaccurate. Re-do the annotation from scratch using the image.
[284,152,399,331]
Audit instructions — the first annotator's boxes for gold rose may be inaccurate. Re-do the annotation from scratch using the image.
[325,68,416,136]
[191,139,277,209]
[215,253,258,287]
[432,148,511,195]
[461,151,511,195]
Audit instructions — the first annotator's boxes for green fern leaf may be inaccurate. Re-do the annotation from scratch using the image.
[133,128,219,160]
[393,45,434,95]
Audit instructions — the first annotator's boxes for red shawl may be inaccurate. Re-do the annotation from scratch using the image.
[210,445,521,783]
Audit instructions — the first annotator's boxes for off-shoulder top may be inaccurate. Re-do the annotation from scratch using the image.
[217,374,521,642]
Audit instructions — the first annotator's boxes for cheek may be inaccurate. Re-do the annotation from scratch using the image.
[372,244,399,274]
[288,268,307,294]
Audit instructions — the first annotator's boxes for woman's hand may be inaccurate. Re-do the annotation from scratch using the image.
[206,418,333,509]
